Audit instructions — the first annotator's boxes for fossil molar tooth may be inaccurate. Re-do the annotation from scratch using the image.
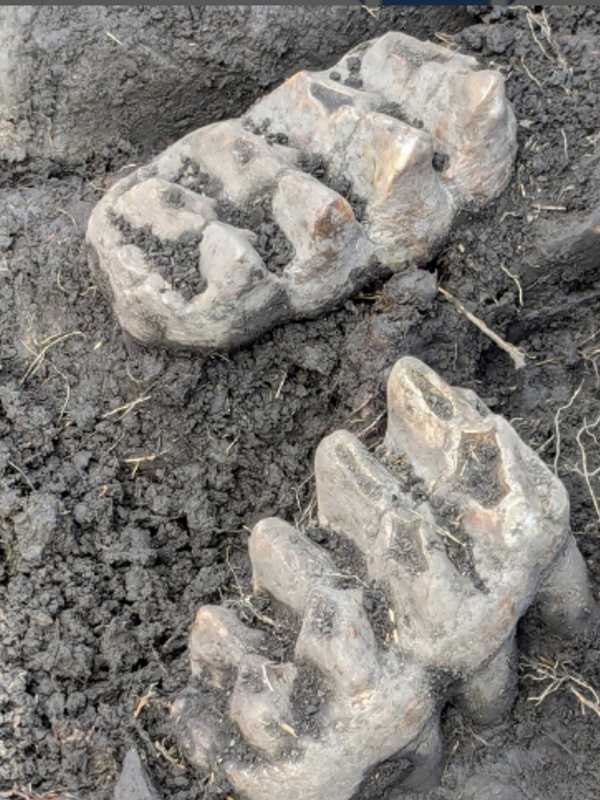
[87,33,516,351]
[174,359,594,798]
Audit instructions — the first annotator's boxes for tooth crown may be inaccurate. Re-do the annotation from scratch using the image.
[174,358,593,799]
[86,33,516,351]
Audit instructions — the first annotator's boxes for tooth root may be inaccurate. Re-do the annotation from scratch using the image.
[189,606,265,687]
[536,536,597,636]
[315,429,408,555]
[250,518,336,614]
[295,586,379,697]
[230,654,298,756]
[454,634,518,726]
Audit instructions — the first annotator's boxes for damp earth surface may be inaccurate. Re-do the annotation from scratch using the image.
[1,6,600,800]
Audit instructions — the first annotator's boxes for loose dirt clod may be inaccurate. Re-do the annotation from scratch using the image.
[175,357,595,800]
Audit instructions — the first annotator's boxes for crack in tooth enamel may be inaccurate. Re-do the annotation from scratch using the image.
[87,33,516,351]
[174,357,595,799]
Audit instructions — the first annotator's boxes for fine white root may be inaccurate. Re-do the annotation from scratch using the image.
[438,287,527,370]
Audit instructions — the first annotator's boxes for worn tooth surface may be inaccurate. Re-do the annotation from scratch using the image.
[179,357,595,800]
[380,356,594,671]
[230,654,298,756]
[249,71,456,268]
[359,31,517,203]
[112,177,217,239]
[188,606,265,687]
[87,32,515,351]
[250,518,336,614]
[342,113,455,266]
[180,119,298,205]
[294,586,380,698]
[315,429,409,554]
[271,171,373,314]
[246,71,372,159]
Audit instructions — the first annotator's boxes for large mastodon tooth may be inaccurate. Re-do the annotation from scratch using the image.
[174,357,595,799]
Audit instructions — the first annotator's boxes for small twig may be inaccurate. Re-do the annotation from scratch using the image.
[102,394,151,420]
[357,410,386,439]
[561,128,569,163]
[124,449,167,478]
[532,203,567,213]
[279,721,298,738]
[261,663,274,692]
[570,686,600,719]
[226,550,281,630]
[552,381,584,475]
[20,330,84,385]
[438,287,527,370]
[523,655,600,721]
[275,372,287,399]
[499,264,524,307]
[360,4,379,18]
[133,684,157,719]
[520,56,543,90]
[105,31,124,46]
[225,436,239,455]
[7,460,35,491]
[575,412,600,525]
[154,739,185,770]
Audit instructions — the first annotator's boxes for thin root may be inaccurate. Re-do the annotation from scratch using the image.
[523,655,600,720]
[20,330,84,385]
[438,287,527,370]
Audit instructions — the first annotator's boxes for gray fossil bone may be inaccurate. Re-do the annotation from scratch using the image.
[87,33,516,351]
[174,357,594,798]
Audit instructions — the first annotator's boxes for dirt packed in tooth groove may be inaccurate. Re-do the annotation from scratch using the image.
[1,6,600,800]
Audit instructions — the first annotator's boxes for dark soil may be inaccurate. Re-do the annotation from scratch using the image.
[215,194,295,276]
[1,6,600,800]
[111,213,207,302]
[175,156,295,276]
[349,751,413,800]
[297,151,368,223]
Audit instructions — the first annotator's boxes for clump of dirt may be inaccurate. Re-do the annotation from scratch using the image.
[241,116,290,147]
[304,526,396,648]
[456,431,507,508]
[349,750,414,800]
[216,193,295,275]
[174,156,295,275]
[290,662,332,738]
[376,101,425,131]
[176,158,224,197]
[110,212,207,302]
[297,152,368,222]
